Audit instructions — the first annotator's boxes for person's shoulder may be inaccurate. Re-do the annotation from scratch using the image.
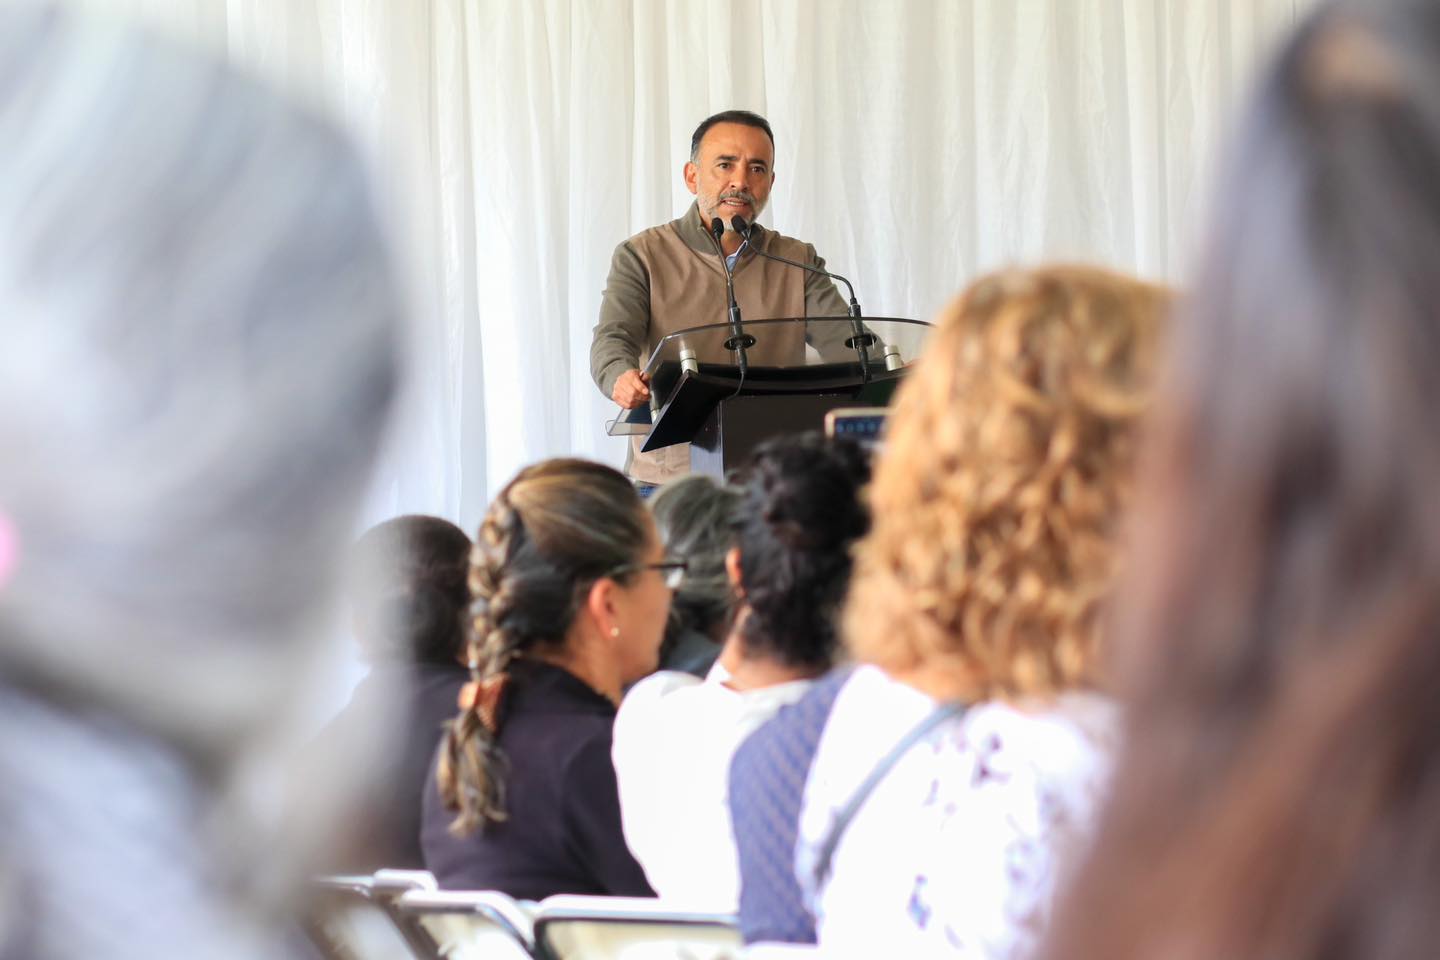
[412,661,468,698]
[955,692,1118,787]
[968,692,1116,746]
[616,670,707,730]
[756,222,821,260]
[620,214,693,252]
[629,667,705,699]
[732,670,850,784]
[803,666,937,801]
[829,663,928,721]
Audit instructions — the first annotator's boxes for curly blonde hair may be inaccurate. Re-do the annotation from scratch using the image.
[845,265,1168,700]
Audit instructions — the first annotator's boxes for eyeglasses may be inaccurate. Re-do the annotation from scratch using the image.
[610,559,688,589]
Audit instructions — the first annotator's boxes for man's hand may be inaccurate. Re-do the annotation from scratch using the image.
[611,368,652,409]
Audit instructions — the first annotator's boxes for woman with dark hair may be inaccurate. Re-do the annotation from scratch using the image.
[420,459,671,899]
[318,515,471,871]
[1041,3,1440,959]
[350,516,473,666]
[612,432,870,907]
[792,266,1166,957]
[649,475,742,677]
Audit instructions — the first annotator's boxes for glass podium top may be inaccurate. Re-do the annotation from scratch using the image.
[607,316,932,437]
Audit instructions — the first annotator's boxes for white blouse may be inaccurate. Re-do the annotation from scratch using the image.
[795,666,1116,959]
[612,668,814,908]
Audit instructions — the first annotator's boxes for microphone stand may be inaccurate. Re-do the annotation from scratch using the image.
[707,217,754,384]
[731,216,874,382]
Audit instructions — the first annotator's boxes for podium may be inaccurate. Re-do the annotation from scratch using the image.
[607,316,933,478]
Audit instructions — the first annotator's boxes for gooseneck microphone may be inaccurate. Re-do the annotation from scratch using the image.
[730,215,875,378]
[707,216,754,380]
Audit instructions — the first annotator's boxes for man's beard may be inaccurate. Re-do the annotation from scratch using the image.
[701,188,766,230]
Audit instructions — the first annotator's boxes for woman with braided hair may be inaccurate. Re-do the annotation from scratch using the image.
[419,459,672,898]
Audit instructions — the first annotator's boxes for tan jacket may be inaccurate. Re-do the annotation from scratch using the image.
[590,202,849,483]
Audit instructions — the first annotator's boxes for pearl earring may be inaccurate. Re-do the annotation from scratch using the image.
[610,627,620,638]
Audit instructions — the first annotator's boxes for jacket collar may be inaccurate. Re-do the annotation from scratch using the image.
[673,200,771,260]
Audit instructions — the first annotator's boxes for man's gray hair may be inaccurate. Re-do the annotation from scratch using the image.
[651,475,741,642]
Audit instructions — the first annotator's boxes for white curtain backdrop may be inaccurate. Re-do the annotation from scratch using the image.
[47,0,1311,529]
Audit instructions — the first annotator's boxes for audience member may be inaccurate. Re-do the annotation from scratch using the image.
[729,665,853,945]
[793,266,1167,957]
[613,433,870,907]
[422,459,668,900]
[318,516,472,871]
[1040,3,1440,958]
[648,475,742,678]
[0,6,401,959]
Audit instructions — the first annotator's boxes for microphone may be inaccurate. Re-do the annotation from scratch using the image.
[730,216,865,319]
[707,216,753,378]
[730,215,876,377]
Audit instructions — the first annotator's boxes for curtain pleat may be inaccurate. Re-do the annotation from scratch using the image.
[51,0,1312,525]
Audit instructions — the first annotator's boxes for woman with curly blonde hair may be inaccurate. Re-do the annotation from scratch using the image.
[791,265,1167,958]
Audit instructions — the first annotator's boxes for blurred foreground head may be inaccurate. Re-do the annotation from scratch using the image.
[845,265,1167,701]
[1044,1,1440,958]
[0,4,400,957]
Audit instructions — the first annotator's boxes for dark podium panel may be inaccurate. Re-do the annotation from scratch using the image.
[605,317,932,480]
[690,394,872,477]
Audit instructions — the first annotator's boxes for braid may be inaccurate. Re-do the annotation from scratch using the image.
[436,492,523,834]
[471,497,525,677]
[433,457,650,836]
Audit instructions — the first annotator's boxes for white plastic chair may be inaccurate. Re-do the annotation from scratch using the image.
[533,895,741,960]
[395,888,538,960]
[306,870,440,960]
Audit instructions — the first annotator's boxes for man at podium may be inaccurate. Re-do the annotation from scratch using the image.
[589,109,848,487]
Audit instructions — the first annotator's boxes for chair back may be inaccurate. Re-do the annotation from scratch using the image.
[395,888,537,960]
[306,871,439,960]
[533,895,740,960]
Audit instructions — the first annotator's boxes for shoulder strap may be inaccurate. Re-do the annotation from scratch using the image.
[810,699,968,892]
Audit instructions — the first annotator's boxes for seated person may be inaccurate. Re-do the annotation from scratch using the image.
[0,7,401,956]
[317,515,472,871]
[648,475,742,677]
[612,433,870,907]
[1043,5,1440,957]
[729,666,853,945]
[793,266,1168,957]
[421,458,669,900]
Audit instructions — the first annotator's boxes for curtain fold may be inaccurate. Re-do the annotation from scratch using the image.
[50,0,1309,526]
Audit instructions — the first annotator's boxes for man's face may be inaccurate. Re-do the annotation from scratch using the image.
[684,122,776,232]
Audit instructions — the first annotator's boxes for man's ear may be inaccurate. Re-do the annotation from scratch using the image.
[725,546,744,595]
[683,161,699,196]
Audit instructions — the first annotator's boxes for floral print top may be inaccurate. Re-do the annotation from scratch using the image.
[794,666,1117,958]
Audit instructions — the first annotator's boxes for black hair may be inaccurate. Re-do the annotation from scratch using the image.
[732,432,871,670]
[350,515,471,665]
[689,109,775,161]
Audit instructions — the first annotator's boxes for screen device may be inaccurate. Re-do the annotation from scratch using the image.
[824,407,888,450]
